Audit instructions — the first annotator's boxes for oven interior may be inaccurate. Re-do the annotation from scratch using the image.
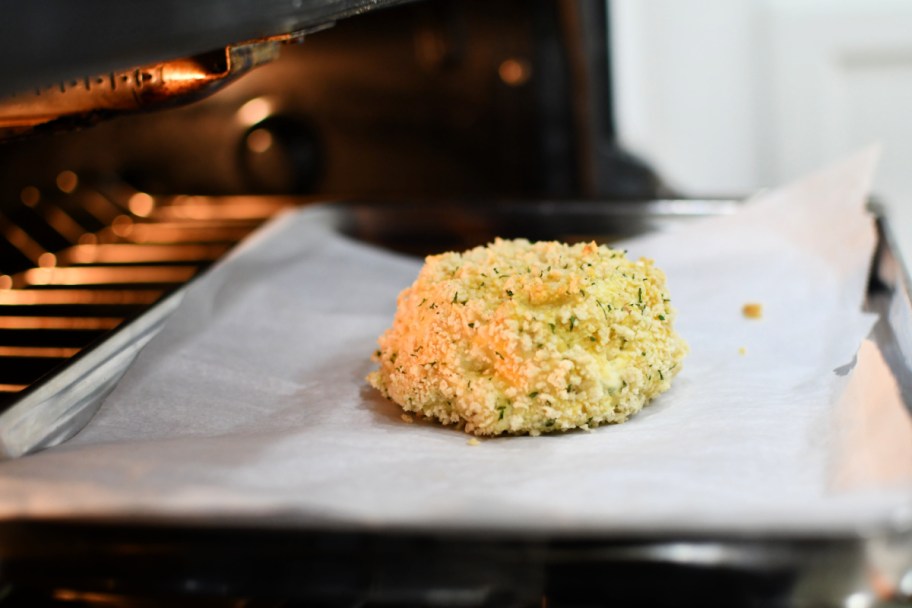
[0,0,667,415]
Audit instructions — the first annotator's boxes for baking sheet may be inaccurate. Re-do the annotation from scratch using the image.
[0,147,909,535]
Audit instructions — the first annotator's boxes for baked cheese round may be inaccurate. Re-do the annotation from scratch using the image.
[367,238,687,436]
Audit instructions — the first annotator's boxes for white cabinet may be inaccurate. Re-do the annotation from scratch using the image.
[611,0,912,259]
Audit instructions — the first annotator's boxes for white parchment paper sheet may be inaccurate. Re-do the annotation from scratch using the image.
[0,148,910,535]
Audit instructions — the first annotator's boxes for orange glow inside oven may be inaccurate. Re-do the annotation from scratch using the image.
[20,265,197,287]
[0,289,162,306]
[0,316,122,330]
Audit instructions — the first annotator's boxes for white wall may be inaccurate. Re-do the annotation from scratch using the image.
[611,0,761,195]
[611,0,912,259]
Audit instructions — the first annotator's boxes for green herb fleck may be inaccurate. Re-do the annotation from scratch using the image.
[529,391,539,399]
[638,287,643,304]
[658,370,665,380]
[419,298,427,307]
[545,418,556,427]
[506,289,514,297]
[549,323,556,334]
[452,292,459,304]
[468,322,475,328]
[497,406,506,420]
[590,336,596,342]
[495,351,504,360]
[569,315,578,331]
[596,299,609,320]
[658,314,666,321]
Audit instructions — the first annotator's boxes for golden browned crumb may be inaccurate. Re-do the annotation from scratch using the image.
[400,413,414,424]
[738,347,747,356]
[742,303,763,319]
[367,238,688,436]
[466,438,481,446]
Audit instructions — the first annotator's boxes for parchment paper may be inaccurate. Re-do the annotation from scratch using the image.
[0,148,910,535]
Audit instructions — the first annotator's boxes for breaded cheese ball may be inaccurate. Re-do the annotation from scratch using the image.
[367,238,687,436]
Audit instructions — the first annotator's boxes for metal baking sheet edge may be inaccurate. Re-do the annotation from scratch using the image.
[0,288,186,459]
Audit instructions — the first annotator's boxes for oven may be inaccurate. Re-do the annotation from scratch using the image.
[0,0,669,455]
[0,2,910,607]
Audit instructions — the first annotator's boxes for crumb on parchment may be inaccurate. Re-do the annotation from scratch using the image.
[467,438,481,446]
[367,238,688,437]
[742,303,763,319]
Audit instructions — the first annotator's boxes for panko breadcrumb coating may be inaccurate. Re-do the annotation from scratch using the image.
[367,238,687,436]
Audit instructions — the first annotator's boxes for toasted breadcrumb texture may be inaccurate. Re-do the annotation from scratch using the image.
[367,238,688,436]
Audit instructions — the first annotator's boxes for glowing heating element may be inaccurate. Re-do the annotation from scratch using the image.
[0,317,122,330]
[0,346,80,358]
[0,289,162,306]
[20,266,197,287]
[0,39,288,140]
